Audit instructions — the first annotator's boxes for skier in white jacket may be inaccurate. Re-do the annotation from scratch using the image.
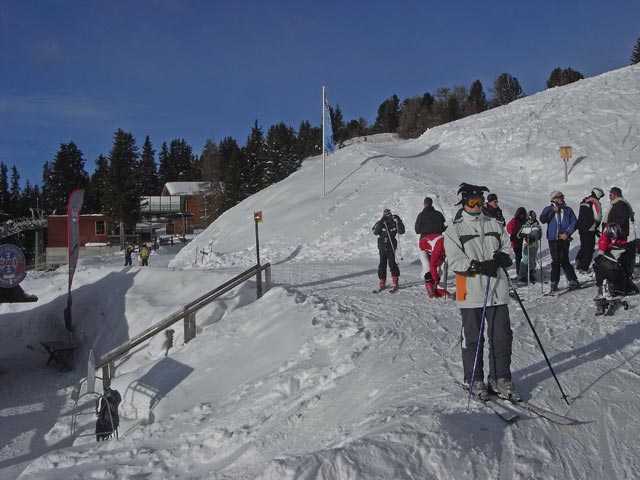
[443,183,521,402]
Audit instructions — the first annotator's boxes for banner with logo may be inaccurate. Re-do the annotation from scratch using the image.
[65,189,84,331]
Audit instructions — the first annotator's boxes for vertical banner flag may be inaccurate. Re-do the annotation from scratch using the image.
[323,89,334,154]
[65,189,84,331]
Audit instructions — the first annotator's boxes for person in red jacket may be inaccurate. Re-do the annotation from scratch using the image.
[506,207,527,279]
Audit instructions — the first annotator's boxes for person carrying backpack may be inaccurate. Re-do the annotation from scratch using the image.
[373,208,405,292]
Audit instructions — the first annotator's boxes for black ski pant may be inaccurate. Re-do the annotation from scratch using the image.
[548,239,577,285]
[377,249,399,280]
[460,304,513,384]
[575,231,596,271]
[513,245,523,276]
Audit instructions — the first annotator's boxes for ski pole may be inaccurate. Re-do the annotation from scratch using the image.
[394,217,404,260]
[384,221,401,260]
[503,267,571,405]
[467,275,492,410]
[538,244,544,295]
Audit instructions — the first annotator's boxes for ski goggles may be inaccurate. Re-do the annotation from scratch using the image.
[465,196,485,207]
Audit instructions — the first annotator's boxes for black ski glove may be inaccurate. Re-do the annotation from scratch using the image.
[468,259,499,277]
[493,251,512,268]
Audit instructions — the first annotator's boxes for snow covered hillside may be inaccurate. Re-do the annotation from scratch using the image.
[1,64,640,480]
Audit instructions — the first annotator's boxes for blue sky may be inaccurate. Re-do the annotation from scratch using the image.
[1,0,639,188]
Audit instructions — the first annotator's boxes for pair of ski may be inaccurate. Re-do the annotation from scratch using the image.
[543,280,596,297]
[372,285,399,294]
[456,381,580,425]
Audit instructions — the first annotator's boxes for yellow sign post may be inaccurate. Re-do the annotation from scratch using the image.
[560,146,572,183]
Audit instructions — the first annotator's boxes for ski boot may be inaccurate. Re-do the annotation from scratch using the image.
[389,276,399,293]
[373,279,386,293]
[426,282,438,298]
[488,377,521,402]
[467,380,490,401]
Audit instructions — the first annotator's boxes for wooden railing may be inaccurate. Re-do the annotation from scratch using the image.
[96,263,271,386]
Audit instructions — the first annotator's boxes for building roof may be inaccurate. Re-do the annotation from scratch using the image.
[162,182,209,196]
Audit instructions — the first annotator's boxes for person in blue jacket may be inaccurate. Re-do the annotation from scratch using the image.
[539,191,580,292]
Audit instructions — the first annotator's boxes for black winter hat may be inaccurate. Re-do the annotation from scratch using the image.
[456,183,489,205]
[487,193,498,203]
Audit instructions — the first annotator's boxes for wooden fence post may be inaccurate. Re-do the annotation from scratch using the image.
[184,310,196,343]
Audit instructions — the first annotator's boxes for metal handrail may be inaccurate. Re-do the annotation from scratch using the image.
[96,263,271,385]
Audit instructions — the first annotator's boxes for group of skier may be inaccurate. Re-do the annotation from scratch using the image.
[373,183,637,402]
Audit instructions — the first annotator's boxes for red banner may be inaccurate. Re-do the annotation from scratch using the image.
[65,189,84,331]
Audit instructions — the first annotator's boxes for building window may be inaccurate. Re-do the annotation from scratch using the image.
[96,221,106,235]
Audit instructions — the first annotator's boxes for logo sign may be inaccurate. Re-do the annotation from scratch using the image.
[0,244,27,288]
[560,146,572,162]
[254,211,263,223]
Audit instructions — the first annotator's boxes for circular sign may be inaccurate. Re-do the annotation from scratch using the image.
[0,244,27,288]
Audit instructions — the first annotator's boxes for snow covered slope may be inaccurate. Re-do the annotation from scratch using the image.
[2,64,640,480]
[171,63,640,270]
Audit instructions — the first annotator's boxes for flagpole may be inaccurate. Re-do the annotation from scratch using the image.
[322,85,326,197]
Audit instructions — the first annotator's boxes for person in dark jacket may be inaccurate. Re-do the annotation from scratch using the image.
[506,207,527,278]
[604,187,635,239]
[482,193,506,226]
[593,224,639,298]
[539,191,579,292]
[373,209,405,290]
[414,197,447,297]
[575,187,604,273]
[124,245,133,266]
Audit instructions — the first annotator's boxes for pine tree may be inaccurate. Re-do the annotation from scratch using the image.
[465,80,488,116]
[9,165,20,216]
[264,122,298,185]
[0,163,9,218]
[344,117,368,140]
[199,139,225,225]
[219,136,243,208]
[330,105,346,147]
[372,95,400,134]
[85,155,110,214]
[546,67,584,88]
[158,142,170,187]
[241,121,266,197]
[159,139,199,182]
[490,73,525,107]
[296,120,321,160]
[397,92,438,139]
[631,37,640,64]
[41,142,89,214]
[138,136,160,195]
[103,129,140,234]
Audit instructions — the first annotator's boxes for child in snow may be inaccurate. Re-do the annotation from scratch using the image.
[516,211,542,284]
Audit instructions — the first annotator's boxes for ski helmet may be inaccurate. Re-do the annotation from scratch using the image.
[591,187,605,199]
[604,223,622,239]
[456,183,489,205]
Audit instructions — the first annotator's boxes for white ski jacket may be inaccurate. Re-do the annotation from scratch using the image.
[444,211,511,308]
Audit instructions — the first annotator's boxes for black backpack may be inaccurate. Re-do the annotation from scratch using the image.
[95,387,122,441]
